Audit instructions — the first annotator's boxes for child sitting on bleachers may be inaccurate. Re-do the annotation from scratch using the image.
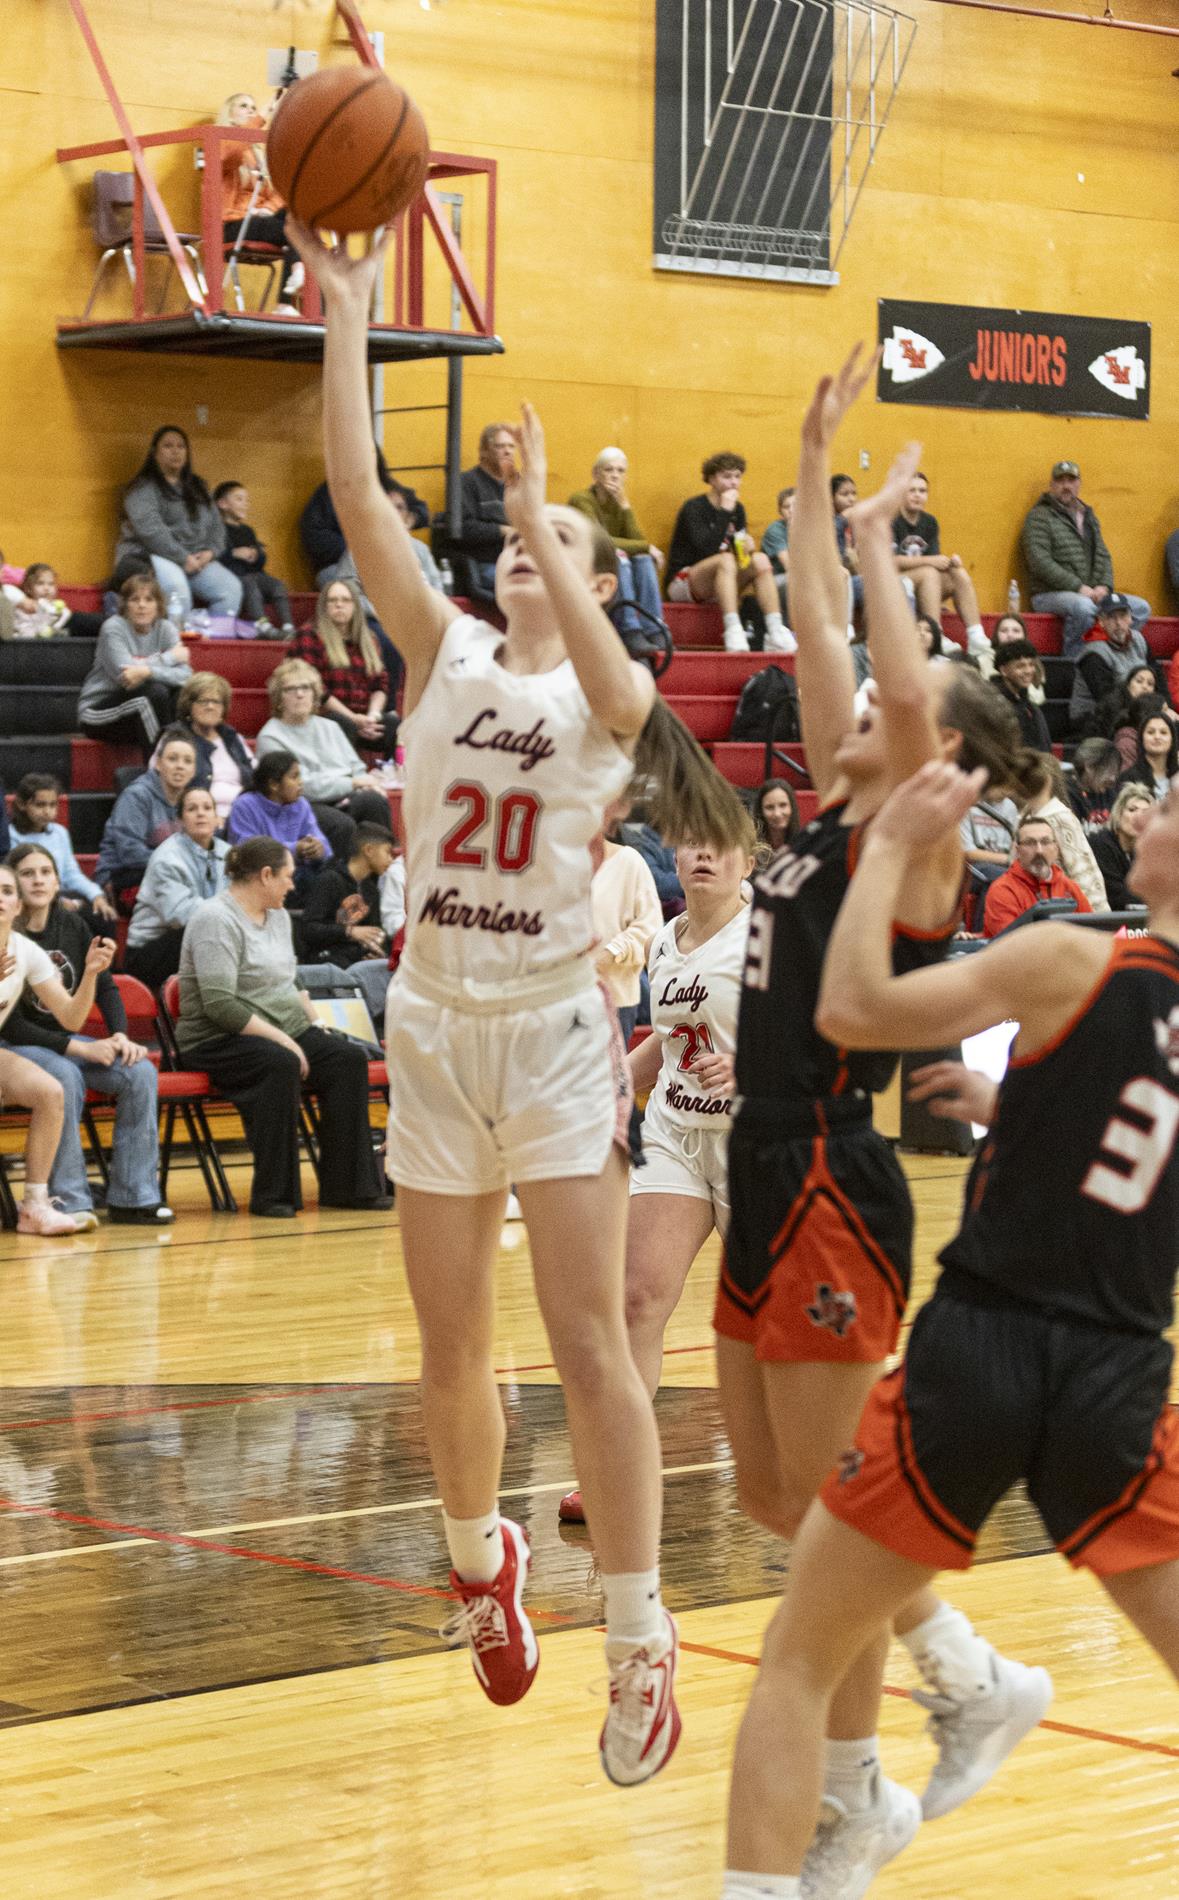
[213,481,296,638]
[2,564,71,638]
[227,748,330,900]
[9,774,118,923]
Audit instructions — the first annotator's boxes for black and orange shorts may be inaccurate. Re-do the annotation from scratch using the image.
[822,1273,1179,1577]
[715,1104,912,1365]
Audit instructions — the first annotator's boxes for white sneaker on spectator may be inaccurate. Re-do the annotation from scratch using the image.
[273,303,301,319]
[801,1771,920,1898]
[765,626,798,655]
[284,261,305,295]
[722,621,750,653]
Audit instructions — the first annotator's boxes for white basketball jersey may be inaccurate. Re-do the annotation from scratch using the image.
[646,906,749,1128]
[399,615,632,980]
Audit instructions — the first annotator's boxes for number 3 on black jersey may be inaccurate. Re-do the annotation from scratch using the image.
[439,779,543,876]
[1082,1077,1179,1215]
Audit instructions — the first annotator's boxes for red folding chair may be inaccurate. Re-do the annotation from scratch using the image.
[148,975,238,1214]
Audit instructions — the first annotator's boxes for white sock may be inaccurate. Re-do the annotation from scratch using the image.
[721,1875,800,1898]
[764,612,798,654]
[824,1735,880,1814]
[23,1183,48,1205]
[723,610,745,637]
[964,621,989,653]
[901,1602,993,1701]
[602,1567,663,1650]
[442,1508,505,1584]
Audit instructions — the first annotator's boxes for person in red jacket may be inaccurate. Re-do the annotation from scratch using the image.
[983,816,1091,936]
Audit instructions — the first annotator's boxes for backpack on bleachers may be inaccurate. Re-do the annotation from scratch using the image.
[728,665,800,742]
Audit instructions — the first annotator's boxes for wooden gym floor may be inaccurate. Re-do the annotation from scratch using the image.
[0,1146,1173,1899]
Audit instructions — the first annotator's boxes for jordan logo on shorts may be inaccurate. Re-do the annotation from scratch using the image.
[567,1010,588,1032]
[805,1283,859,1337]
[836,1447,865,1485]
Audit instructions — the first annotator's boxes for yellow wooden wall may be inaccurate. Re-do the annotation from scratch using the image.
[2,0,1177,607]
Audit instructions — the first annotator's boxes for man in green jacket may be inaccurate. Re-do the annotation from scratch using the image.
[569,449,665,631]
[1020,459,1150,659]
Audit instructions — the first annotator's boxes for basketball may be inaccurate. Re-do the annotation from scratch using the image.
[267,66,430,234]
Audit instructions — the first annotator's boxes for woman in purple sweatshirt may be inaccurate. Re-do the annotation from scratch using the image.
[226,750,330,900]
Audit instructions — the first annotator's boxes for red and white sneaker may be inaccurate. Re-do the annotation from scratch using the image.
[557,1489,586,1524]
[440,1517,539,1707]
[599,1609,682,1786]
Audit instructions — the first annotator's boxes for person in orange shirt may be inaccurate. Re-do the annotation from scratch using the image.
[982,815,1092,936]
[216,92,303,317]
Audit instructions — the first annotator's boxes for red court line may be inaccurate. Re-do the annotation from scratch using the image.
[0,1495,575,1625]
[0,1386,362,1435]
[677,1638,1179,1763]
[495,1341,713,1377]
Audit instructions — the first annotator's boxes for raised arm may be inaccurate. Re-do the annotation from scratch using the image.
[791,347,877,802]
[505,405,654,738]
[29,936,116,1034]
[847,442,943,788]
[816,760,1112,1053]
[287,223,458,694]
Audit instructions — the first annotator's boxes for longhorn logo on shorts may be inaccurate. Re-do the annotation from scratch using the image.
[836,1447,865,1485]
[805,1283,859,1337]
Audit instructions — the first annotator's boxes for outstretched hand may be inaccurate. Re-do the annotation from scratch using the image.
[847,440,922,538]
[870,759,987,855]
[286,219,393,310]
[801,343,880,453]
[502,402,548,530]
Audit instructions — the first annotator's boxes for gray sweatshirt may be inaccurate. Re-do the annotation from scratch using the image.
[126,832,229,947]
[79,616,192,718]
[177,891,309,1048]
[255,715,365,804]
[114,478,229,569]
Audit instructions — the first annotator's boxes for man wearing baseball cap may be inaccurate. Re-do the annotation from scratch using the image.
[1020,460,1150,659]
[1069,589,1154,731]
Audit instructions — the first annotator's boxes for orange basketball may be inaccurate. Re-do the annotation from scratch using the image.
[267,67,430,235]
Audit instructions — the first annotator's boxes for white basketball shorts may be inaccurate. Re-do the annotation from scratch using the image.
[630,1099,732,1234]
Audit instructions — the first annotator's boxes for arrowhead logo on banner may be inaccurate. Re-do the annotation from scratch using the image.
[1088,345,1147,401]
[882,326,945,385]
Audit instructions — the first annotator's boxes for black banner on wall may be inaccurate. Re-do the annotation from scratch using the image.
[877,299,1150,420]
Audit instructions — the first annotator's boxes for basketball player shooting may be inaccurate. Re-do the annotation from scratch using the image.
[721,757,1179,1895]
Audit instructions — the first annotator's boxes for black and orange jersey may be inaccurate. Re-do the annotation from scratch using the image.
[735,800,955,1111]
[941,935,1179,1335]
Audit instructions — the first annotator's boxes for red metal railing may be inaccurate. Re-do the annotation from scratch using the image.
[56,0,497,334]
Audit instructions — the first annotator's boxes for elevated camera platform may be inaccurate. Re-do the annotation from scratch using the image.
[55,312,505,365]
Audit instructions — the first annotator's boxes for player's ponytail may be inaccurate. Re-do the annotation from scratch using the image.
[941,666,1045,803]
[630,695,752,850]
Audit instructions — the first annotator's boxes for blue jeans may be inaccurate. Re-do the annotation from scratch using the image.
[3,1044,162,1212]
[615,553,665,634]
[1031,588,1151,660]
[151,555,243,619]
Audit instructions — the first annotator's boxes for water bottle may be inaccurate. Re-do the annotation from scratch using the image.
[166,589,186,631]
[1006,579,1021,616]
[438,558,454,597]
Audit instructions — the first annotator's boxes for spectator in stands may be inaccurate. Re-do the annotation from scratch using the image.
[255,658,389,859]
[753,779,801,853]
[617,806,684,915]
[960,793,1017,910]
[1099,666,1171,767]
[457,422,515,601]
[299,822,396,1021]
[1021,460,1150,659]
[388,488,444,591]
[1066,738,1121,835]
[6,843,170,1226]
[1069,591,1152,732]
[216,91,303,315]
[227,748,329,900]
[300,453,427,586]
[983,816,1092,936]
[113,425,243,619]
[1117,705,1179,802]
[592,824,662,1048]
[666,452,793,654]
[890,471,988,655]
[292,581,399,759]
[761,487,793,609]
[94,725,197,911]
[829,474,864,623]
[212,482,295,636]
[124,785,229,990]
[2,564,71,639]
[9,774,116,922]
[991,638,1052,751]
[176,835,387,1218]
[915,612,947,660]
[380,851,407,943]
[1024,755,1108,912]
[978,612,1047,701]
[1090,785,1154,911]
[0,859,119,1234]
[568,449,664,629]
[172,672,254,823]
[79,573,192,755]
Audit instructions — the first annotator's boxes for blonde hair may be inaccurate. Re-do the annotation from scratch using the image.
[178,671,231,721]
[314,579,383,678]
[1109,783,1154,837]
[216,92,259,126]
[268,657,323,716]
